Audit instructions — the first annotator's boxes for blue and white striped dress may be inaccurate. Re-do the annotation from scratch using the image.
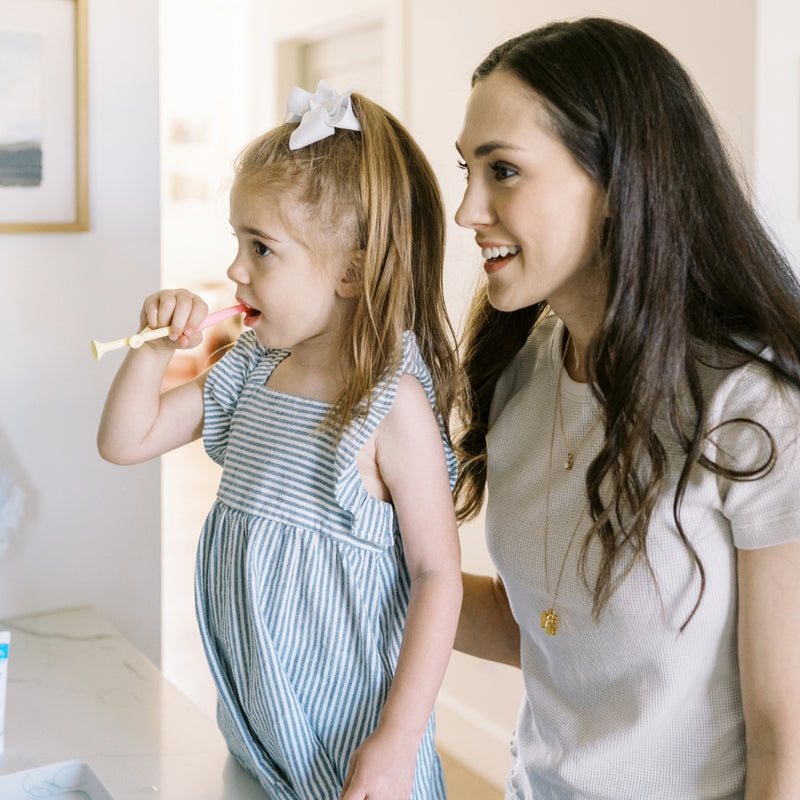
[195,329,455,800]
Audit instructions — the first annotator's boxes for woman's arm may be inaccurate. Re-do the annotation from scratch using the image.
[456,572,521,668]
[97,290,210,464]
[738,539,800,799]
[340,373,462,800]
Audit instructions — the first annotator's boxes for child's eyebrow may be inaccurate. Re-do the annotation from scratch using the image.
[229,221,280,243]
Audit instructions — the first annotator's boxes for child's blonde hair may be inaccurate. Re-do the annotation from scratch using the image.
[233,94,459,436]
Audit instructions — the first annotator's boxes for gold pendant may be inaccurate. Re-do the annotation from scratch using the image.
[564,453,574,471]
[540,608,559,636]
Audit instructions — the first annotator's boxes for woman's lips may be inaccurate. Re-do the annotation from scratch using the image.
[481,245,520,274]
[483,253,517,274]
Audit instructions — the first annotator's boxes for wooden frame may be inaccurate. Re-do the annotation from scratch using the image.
[0,0,88,233]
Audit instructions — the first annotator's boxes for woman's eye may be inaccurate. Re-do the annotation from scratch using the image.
[457,159,469,179]
[491,162,517,181]
[254,241,271,257]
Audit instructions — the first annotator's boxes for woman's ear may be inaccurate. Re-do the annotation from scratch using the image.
[337,251,364,299]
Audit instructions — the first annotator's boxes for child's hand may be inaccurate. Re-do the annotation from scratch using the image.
[139,289,209,351]
[339,726,417,800]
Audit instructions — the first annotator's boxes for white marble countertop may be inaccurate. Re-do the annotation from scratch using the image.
[0,606,270,799]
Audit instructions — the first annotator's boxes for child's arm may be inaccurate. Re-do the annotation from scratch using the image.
[97,290,210,465]
[340,373,462,800]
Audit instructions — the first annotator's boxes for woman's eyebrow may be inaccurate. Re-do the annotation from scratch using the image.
[455,140,521,159]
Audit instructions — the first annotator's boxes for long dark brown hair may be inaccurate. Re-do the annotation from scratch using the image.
[454,18,800,624]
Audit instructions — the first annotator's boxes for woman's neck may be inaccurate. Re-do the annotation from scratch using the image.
[557,310,601,383]
[563,329,591,383]
[550,279,606,384]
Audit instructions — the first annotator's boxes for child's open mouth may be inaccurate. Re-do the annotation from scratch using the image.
[240,301,262,326]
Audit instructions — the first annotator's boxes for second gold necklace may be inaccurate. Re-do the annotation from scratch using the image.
[540,332,598,636]
[557,334,601,471]
[541,385,587,636]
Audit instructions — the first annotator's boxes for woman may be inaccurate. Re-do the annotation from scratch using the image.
[453,17,800,799]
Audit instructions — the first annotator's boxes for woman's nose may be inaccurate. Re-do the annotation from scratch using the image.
[454,179,492,230]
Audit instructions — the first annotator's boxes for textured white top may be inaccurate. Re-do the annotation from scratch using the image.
[486,314,800,800]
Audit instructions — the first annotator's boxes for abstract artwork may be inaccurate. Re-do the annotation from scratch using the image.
[0,0,88,232]
[0,31,43,188]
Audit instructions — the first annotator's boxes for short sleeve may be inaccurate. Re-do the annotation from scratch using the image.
[203,331,277,466]
[709,359,800,549]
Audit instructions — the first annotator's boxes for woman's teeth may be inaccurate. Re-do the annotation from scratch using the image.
[481,245,520,260]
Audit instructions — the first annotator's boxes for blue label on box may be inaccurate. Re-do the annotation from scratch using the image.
[0,644,7,659]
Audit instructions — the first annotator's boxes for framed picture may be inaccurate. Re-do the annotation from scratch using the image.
[0,0,88,233]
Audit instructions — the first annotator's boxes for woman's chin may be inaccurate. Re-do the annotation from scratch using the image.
[487,289,539,314]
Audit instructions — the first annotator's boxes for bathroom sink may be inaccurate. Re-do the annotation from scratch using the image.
[0,760,114,799]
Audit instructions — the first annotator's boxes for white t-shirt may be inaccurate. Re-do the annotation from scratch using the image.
[486,314,800,800]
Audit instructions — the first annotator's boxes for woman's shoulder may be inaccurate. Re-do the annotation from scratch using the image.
[701,344,800,424]
[490,312,560,423]
[702,349,800,547]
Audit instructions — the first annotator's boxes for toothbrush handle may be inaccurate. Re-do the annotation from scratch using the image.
[131,302,247,347]
[92,303,247,360]
[197,303,247,331]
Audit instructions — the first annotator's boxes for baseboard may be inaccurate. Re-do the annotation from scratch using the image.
[435,690,511,790]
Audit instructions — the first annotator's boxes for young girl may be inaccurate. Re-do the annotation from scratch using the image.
[452,18,800,800]
[98,82,462,800]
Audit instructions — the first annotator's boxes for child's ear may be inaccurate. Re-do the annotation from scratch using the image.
[337,251,364,299]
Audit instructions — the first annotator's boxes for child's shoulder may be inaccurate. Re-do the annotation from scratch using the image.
[388,371,436,424]
[396,330,435,395]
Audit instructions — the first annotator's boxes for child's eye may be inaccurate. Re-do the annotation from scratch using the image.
[254,241,272,257]
[490,162,517,181]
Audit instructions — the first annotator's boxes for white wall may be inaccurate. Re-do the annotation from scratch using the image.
[0,0,162,662]
[755,0,800,269]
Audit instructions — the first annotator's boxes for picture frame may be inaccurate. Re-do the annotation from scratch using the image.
[0,0,88,233]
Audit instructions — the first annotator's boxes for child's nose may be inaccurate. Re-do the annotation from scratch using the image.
[227,255,249,284]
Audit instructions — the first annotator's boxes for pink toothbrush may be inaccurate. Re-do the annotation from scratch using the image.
[91,303,246,360]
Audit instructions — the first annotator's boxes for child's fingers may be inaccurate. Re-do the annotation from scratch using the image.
[167,292,207,340]
[141,291,176,332]
[140,290,208,342]
[184,296,209,334]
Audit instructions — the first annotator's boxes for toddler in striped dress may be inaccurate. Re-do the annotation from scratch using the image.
[97,82,462,800]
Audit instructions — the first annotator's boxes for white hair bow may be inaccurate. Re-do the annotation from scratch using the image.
[284,80,361,150]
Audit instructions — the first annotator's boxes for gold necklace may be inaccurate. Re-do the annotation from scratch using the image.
[540,331,594,636]
[557,335,601,471]
[541,391,587,636]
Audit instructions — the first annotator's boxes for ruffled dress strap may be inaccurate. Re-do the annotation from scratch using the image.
[333,331,457,548]
[203,330,289,466]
